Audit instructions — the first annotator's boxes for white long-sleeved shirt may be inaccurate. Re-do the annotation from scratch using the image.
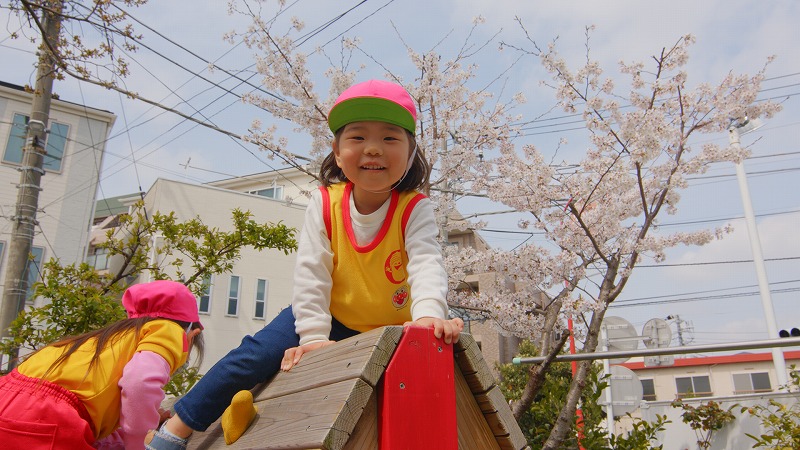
[292,188,448,345]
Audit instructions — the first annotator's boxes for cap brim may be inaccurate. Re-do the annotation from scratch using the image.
[328,97,415,134]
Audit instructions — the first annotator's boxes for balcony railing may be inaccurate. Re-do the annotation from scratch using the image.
[675,391,714,400]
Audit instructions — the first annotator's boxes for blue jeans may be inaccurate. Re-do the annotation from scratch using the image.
[173,306,359,431]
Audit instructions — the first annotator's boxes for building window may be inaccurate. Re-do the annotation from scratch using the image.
[675,375,712,399]
[44,122,68,171]
[248,186,283,200]
[732,372,772,394]
[21,246,45,303]
[198,275,212,314]
[641,378,656,401]
[86,247,108,270]
[3,113,69,171]
[254,278,268,320]
[227,275,240,316]
[3,113,27,164]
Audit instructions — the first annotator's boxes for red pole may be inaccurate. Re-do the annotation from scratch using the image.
[569,316,586,450]
[564,198,585,449]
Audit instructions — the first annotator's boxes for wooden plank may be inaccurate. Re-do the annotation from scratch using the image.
[454,333,496,394]
[255,326,402,403]
[454,366,501,450]
[340,391,378,450]
[474,386,528,450]
[188,378,372,450]
[187,423,224,450]
[380,326,457,450]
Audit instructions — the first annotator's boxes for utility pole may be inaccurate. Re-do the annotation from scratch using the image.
[729,119,788,387]
[0,3,63,370]
[667,314,694,349]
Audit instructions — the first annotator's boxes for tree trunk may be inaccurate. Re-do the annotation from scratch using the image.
[512,298,566,418]
[542,306,608,449]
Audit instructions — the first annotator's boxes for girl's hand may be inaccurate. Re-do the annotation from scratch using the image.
[281,340,336,371]
[157,407,172,426]
[404,317,464,344]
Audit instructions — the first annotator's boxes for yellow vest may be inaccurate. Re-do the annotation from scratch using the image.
[322,182,426,331]
[18,320,188,439]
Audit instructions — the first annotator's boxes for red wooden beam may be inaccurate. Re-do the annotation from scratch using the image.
[379,326,457,449]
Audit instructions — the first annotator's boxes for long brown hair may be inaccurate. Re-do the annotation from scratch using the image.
[319,127,431,193]
[38,317,204,381]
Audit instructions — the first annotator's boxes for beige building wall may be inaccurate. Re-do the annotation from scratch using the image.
[622,350,800,402]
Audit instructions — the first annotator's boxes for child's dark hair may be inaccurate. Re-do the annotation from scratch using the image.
[319,127,430,192]
[38,317,204,381]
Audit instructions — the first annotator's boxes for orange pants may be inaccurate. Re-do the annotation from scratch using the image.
[0,369,95,450]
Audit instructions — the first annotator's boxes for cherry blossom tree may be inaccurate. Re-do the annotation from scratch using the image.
[228,4,780,447]
[227,4,518,200]
[446,26,781,447]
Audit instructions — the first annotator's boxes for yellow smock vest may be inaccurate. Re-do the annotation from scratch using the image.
[17,320,189,439]
[321,182,426,332]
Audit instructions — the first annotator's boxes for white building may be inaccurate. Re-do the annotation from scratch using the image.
[0,80,116,315]
[612,350,800,449]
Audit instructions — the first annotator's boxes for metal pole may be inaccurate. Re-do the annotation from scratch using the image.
[729,126,788,387]
[512,336,800,364]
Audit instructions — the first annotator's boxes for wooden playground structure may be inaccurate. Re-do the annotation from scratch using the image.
[183,325,527,449]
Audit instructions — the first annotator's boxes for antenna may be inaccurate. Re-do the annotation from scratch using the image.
[667,315,694,347]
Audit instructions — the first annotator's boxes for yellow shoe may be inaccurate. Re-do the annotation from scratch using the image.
[221,390,258,445]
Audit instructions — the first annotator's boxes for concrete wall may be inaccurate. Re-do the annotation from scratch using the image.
[638,393,798,450]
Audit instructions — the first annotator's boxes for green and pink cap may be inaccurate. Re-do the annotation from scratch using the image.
[328,79,417,134]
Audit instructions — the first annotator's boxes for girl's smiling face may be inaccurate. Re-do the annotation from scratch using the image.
[333,120,414,209]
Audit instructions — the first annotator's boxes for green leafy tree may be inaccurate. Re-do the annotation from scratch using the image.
[672,399,737,449]
[607,413,670,450]
[740,367,800,449]
[1,202,297,385]
[2,260,128,353]
[498,340,608,449]
[500,340,675,449]
[164,367,203,398]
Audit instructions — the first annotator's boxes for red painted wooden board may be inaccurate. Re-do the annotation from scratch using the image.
[379,326,457,449]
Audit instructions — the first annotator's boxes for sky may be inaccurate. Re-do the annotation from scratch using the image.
[1,0,799,356]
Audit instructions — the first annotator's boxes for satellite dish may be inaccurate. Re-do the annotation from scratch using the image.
[603,316,638,364]
[642,318,674,367]
[599,365,643,417]
[642,318,672,349]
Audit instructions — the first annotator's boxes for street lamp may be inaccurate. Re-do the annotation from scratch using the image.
[728,117,788,387]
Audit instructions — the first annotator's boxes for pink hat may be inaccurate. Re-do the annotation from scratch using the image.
[122,280,203,329]
[328,79,417,134]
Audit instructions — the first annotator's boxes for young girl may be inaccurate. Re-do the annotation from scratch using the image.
[149,79,463,449]
[0,279,204,450]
